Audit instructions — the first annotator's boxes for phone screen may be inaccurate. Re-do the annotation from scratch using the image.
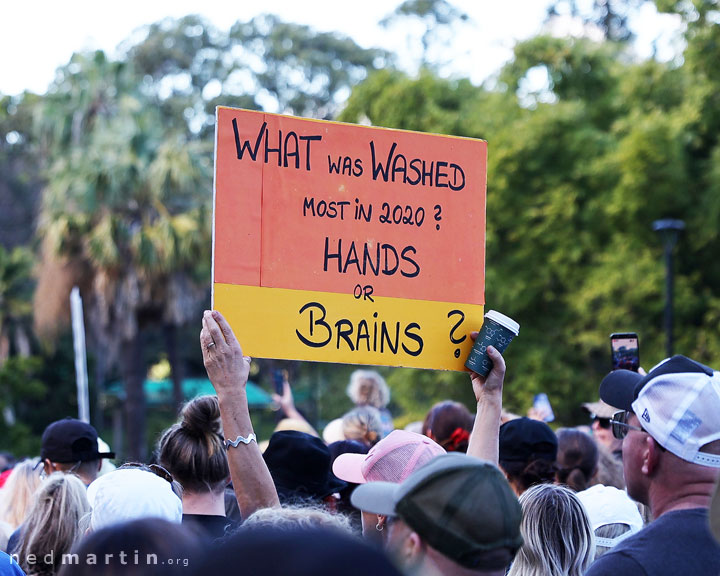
[610,334,639,371]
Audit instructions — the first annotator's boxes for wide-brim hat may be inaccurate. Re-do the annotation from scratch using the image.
[581,400,618,419]
[263,430,347,501]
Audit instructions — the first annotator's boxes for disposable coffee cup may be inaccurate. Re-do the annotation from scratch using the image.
[464,310,520,376]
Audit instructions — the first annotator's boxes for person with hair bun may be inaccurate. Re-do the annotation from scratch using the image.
[555,428,598,493]
[422,400,474,453]
[157,394,236,540]
[341,406,384,448]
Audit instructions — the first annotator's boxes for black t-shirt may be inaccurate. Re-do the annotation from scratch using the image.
[182,514,237,543]
[586,508,720,576]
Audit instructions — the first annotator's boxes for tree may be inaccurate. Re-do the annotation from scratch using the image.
[0,245,34,361]
[379,0,470,74]
[30,15,389,458]
[34,50,212,460]
[339,2,720,422]
[122,14,388,131]
[545,0,647,42]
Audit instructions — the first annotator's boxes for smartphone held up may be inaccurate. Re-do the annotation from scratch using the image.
[610,333,640,372]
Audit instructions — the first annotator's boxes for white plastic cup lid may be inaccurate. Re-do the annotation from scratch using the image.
[484,310,520,335]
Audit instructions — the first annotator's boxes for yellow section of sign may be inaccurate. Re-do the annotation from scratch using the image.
[214,283,484,371]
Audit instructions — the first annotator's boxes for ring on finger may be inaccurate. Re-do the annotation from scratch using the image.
[207,342,216,349]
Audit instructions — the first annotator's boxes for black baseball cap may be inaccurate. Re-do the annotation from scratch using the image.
[41,418,115,463]
[499,417,558,463]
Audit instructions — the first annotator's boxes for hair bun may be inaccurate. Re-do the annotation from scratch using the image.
[180,395,222,438]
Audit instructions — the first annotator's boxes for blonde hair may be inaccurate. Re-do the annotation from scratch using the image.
[241,504,354,534]
[342,406,383,446]
[0,458,43,528]
[17,472,90,575]
[508,484,595,576]
[593,523,632,558]
[346,370,390,408]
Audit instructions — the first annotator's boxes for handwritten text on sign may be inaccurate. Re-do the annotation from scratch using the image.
[213,108,487,370]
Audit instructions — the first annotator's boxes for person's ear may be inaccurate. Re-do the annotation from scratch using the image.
[43,459,53,476]
[641,436,660,476]
[404,531,426,564]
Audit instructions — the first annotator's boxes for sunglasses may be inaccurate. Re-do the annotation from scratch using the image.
[35,459,82,480]
[591,415,611,429]
[610,410,647,440]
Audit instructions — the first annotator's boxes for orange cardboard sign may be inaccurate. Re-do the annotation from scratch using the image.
[213,107,487,370]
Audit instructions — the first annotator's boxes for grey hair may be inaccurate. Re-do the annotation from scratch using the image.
[346,370,390,408]
[342,406,383,446]
[508,483,595,576]
[240,504,355,535]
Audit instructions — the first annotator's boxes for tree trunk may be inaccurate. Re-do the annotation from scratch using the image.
[123,333,146,462]
[164,323,184,414]
[93,342,107,434]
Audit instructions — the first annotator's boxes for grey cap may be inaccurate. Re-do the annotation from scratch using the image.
[351,453,522,569]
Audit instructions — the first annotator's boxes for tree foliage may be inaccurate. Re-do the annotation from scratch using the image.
[0,245,34,361]
[380,0,470,70]
[340,4,720,423]
[6,15,389,458]
[2,2,720,453]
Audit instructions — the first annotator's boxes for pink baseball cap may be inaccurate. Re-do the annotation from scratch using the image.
[333,429,445,484]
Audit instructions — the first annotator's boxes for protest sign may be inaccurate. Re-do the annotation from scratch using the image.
[213,107,486,370]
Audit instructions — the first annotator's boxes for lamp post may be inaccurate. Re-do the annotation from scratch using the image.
[652,219,685,358]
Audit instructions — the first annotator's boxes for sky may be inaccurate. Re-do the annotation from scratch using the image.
[0,0,683,97]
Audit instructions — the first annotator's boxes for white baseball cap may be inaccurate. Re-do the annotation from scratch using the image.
[600,355,720,468]
[87,467,183,531]
[576,484,643,548]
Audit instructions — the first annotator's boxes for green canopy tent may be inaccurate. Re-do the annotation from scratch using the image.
[106,378,272,407]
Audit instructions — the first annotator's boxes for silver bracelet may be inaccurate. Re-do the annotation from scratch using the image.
[224,433,257,449]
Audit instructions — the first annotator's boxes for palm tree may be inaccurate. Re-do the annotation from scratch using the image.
[34,51,211,460]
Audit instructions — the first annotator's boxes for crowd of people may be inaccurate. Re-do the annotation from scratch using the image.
[0,308,719,575]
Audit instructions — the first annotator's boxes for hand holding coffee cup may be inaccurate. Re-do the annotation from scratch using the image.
[465,310,519,377]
